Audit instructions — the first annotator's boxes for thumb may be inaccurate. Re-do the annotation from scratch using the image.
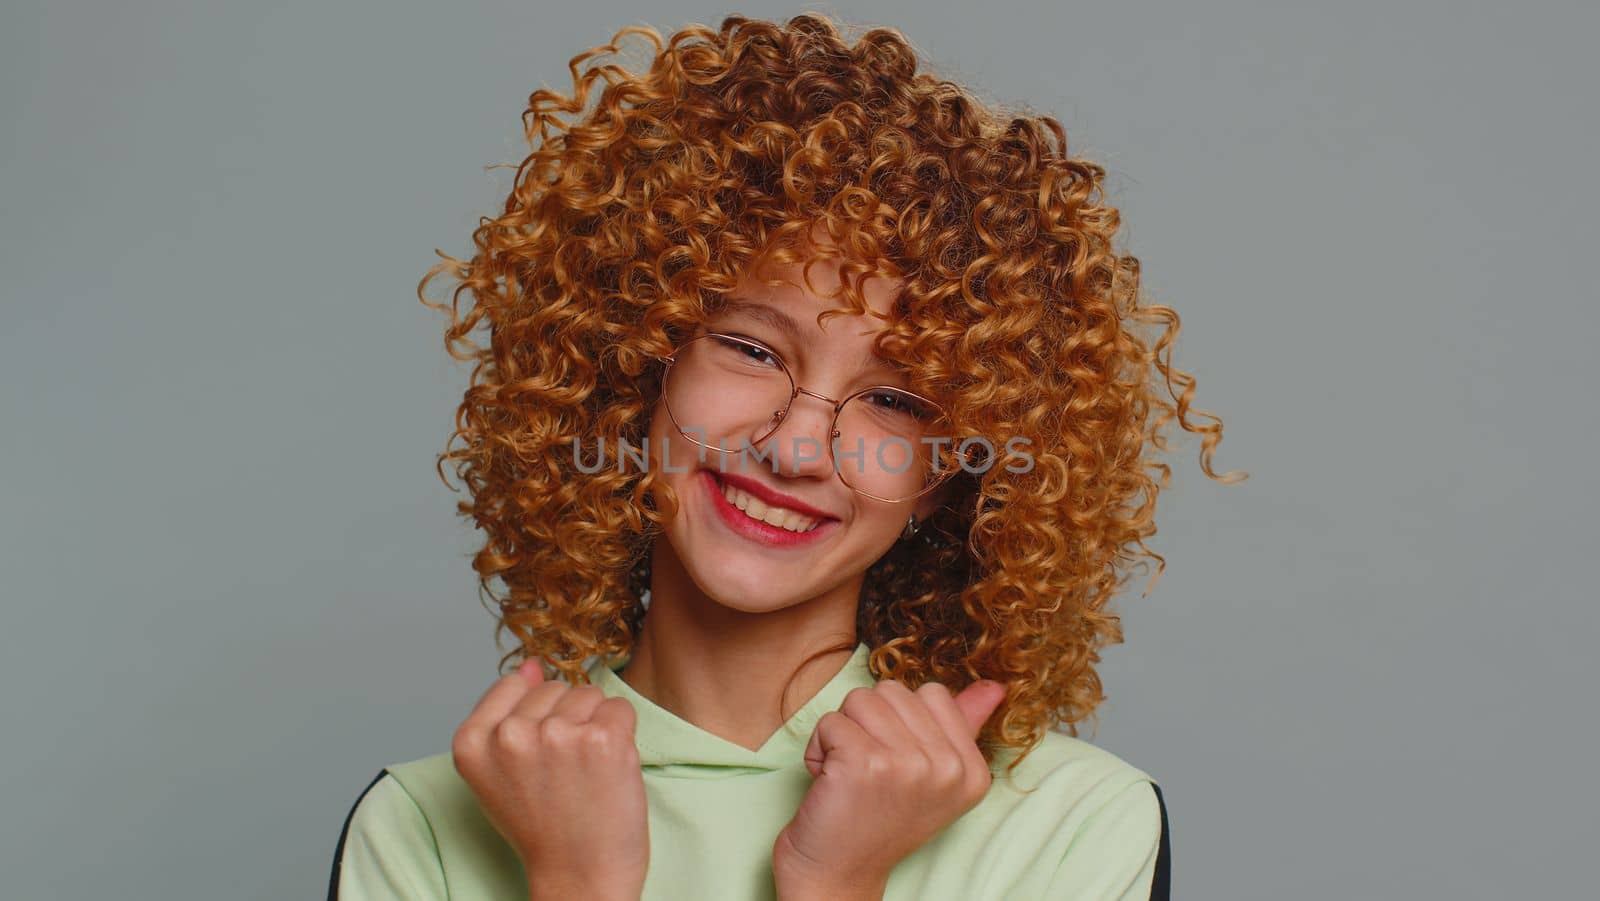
[516,657,547,687]
[802,726,824,779]
[953,680,1007,736]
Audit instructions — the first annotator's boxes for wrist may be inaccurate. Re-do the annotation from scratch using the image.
[776,886,885,901]
[528,876,640,901]
[531,888,637,901]
[774,872,888,901]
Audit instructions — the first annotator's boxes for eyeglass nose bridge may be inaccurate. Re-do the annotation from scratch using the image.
[773,383,846,434]
[655,339,954,503]
[792,384,843,409]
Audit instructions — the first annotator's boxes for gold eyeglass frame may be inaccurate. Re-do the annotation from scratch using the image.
[653,331,958,504]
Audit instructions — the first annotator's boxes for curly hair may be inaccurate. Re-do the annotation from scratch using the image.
[419,12,1245,781]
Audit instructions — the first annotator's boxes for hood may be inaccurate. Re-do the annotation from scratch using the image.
[584,642,876,770]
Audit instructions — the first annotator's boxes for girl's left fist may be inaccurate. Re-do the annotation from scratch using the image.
[772,677,1008,896]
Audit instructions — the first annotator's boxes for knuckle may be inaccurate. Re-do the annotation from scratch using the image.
[964,767,994,801]
[967,780,993,805]
[877,678,912,697]
[916,681,954,701]
[579,722,620,752]
[840,688,875,716]
[895,755,929,786]
[450,730,484,770]
[537,713,580,748]
[604,697,637,725]
[863,751,895,779]
[932,754,965,787]
[492,717,537,753]
[595,730,639,763]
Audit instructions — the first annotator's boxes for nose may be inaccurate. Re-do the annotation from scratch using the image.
[763,389,839,479]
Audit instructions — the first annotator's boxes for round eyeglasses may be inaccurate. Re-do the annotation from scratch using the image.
[655,332,960,503]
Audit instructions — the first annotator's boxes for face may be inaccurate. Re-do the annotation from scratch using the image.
[643,252,949,616]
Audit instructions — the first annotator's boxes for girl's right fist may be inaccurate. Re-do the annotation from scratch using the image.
[451,658,649,901]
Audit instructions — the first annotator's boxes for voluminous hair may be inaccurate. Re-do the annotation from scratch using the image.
[420,12,1245,778]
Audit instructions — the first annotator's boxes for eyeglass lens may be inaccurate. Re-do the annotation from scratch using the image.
[661,334,955,502]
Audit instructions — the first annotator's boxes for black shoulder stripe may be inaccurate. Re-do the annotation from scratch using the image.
[1149,782,1171,900]
[327,769,391,901]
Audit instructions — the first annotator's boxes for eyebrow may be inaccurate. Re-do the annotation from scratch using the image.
[713,297,902,376]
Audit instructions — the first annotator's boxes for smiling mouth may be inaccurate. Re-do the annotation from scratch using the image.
[710,472,831,534]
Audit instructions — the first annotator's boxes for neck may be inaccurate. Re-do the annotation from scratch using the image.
[619,537,862,752]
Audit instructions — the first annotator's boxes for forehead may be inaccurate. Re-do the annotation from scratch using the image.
[709,297,904,375]
[710,261,908,376]
[720,255,904,329]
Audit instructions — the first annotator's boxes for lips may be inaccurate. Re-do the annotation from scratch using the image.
[711,470,839,521]
[700,470,840,548]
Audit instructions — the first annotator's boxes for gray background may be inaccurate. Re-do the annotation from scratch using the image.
[3,1,1595,898]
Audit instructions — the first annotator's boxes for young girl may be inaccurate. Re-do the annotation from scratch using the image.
[329,13,1240,900]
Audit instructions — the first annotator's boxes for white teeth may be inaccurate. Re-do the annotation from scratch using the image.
[718,481,822,533]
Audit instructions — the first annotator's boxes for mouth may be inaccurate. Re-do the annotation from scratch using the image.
[701,470,840,547]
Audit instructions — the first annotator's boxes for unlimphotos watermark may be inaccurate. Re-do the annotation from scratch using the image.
[569,432,1035,476]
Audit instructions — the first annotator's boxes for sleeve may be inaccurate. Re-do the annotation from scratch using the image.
[1043,779,1171,900]
[327,770,450,901]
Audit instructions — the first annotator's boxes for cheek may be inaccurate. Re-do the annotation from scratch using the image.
[849,502,910,552]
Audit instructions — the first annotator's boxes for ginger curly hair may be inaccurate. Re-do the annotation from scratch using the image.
[419,12,1245,779]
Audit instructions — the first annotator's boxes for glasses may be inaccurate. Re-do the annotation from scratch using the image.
[655,332,960,503]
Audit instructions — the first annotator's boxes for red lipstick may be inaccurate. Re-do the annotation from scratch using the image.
[701,470,840,548]
[713,470,838,521]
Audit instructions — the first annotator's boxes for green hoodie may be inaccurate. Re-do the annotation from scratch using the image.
[329,642,1170,899]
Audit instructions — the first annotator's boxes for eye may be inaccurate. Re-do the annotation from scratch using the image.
[863,389,937,421]
[712,334,783,369]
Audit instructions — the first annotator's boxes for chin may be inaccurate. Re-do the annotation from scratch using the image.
[706,592,800,615]
[692,560,807,613]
